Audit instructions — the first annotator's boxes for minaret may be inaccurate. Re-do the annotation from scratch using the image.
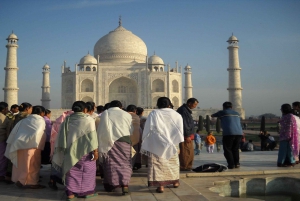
[184,64,193,103]
[41,63,51,109]
[227,34,245,119]
[3,32,19,107]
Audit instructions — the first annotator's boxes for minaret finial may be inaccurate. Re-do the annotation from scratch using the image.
[119,15,122,26]
[232,32,233,36]
[154,51,156,55]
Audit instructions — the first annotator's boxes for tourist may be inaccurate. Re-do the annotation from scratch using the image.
[48,110,73,190]
[258,130,269,151]
[240,133,246,150]
[292,108,300,163]
[137,107,148,167]
[41,109,52,165]
[0,102,10,183]
[177,98,199,171]
[9,104,19,115]
[96,105,104,116]
[11,102,32,129]
[86,101,98,119]
[211,102,243,169]
[5,105,46,189]
[52,101,98,199]
[97,100,132,195]
[241,140,254,151]
[126,105,141,170]
[194,130,201,155]
[141,97,184,193]
[292,101,300,117]
[277,104,299,167]
[205,131,216,153]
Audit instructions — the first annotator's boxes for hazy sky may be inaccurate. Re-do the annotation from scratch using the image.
[0,0,299,117]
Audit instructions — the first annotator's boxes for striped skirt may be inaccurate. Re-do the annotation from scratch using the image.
[148,153,180,186]
[103,141,132,191]
[65,153,96,197]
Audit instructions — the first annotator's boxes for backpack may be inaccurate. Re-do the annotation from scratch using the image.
[192,163,228,172]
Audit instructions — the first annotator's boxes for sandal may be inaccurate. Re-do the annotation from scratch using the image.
[173,182,180,188]
[122,187,130,195]
[156,187,164,193]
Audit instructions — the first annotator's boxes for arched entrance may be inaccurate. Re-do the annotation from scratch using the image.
[109,77,137,108]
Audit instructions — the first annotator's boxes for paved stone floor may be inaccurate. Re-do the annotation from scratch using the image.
[1,149,299,201]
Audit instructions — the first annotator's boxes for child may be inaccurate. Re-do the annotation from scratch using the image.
[194,130,201,155]
[205,131,216,153]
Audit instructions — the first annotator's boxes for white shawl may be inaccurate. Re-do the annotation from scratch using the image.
[97,107,132,155]
[5,114,46,167]
[141,108,184,160]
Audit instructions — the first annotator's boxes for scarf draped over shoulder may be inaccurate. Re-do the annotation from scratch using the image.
[97,107,132,156]
[141,108,184,160]
[5,114,46,167]
[52,112,98,182]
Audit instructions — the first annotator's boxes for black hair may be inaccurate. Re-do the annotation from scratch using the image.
[85,102,94,113]
[32,105,46,115]
[109,100,122,108]
[19,102,32,112]
[196,129,200,132]
[186,98,198,104]
[0,102,8,112]
[126,105,137,112]
[223,102,232,109]
[292,101,300,108]
[10,104,19,110]
[104,103,111,110]
[157,97,171,109]
[45,109,51,115]
[87,101,95,109]
[72,101,86,112]
[281,103,292,114]
[136,107,144,116]
[96,105,104,114]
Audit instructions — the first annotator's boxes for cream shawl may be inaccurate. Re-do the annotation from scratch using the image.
[52,112,98,182]
[141,108,184,160]
[5,114,46,167]
[97,107,132,155]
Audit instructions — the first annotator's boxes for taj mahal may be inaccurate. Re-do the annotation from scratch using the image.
[2,19,245,119]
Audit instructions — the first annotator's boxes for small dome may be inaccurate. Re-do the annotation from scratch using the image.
[148,53,164,65]
[227,35,238,42]
[43,64,50,69]
[79,53,97,64]
[7,32,18,40]
[184,64,191,71]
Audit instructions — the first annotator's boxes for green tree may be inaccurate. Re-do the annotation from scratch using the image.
[205,115,210,132]
[216,117,221,133]
[198,115,203,131]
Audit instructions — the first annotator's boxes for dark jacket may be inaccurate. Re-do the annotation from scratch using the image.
[177,104,194,138]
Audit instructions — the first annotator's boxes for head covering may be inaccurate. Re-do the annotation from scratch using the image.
[141,108,184,160]
[52,112,98,182]
[5,114,46,167]
[97,107,132,156]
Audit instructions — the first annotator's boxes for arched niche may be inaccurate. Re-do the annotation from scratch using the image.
[81,79,93,92]
[152,79,164,92]
[82,96,93,102]
[172,80,179,92]
[109,77,137,108]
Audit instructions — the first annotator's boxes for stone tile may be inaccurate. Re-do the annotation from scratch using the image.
[178,195,209,201]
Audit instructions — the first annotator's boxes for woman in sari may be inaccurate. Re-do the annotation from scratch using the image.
[277,103,299,167]
[52,101,98,200]
[97,100,132,195]
[141,97,184,193]
[5,105,46,189]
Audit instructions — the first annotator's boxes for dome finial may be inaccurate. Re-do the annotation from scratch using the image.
[119,15,122,27]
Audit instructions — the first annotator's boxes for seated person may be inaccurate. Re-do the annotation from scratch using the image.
[266,134,277,151]
[241,140,254,151]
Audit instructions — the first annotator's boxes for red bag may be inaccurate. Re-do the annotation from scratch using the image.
[189,134,194,140]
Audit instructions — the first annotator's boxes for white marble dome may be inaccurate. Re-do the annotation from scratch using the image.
[43,64,50,69]
[80,53,97,64]
[7,32,18,40]
[148,54,164,65]
[227,35,238,42]
[94,25,147,63]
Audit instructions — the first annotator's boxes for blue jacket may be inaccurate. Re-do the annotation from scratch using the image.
[212,109,242,136]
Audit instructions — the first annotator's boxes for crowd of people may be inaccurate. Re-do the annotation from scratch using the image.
[0,99,299,199]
